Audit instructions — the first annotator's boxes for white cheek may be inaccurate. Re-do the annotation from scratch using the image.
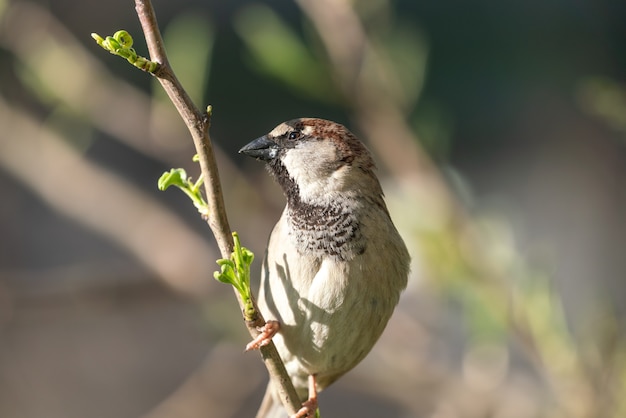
[282,142,338,202]
[282,151,321,191]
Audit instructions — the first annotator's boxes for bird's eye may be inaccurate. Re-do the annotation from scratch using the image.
[287,131,300,140]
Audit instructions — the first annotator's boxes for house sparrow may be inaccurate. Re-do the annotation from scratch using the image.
[239,118,410,418]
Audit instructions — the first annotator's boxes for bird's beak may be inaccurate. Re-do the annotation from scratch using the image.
[239,135,280,161]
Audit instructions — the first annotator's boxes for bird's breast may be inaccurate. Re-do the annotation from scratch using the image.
[259,204,408,390]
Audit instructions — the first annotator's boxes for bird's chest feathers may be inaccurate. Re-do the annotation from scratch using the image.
[286,201,365,261]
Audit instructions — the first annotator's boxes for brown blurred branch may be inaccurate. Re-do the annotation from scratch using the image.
[0,98,213,296]
[295,0,436,180]
[295,0,461,228]
[144,342,266,418]
[0,1,269,251]
[294,1,620,417]
[133,0,301,414]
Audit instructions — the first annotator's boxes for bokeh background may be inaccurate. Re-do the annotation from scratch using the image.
[1,0,625,417]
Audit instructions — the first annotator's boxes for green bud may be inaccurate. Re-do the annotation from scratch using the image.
[105,36,122,52]
[213,271,229,284]
[214,261,235,285]
[243,300,256,321]
[216,259,235,269]
[242,248,254,266]
[91,33,105,47]
[118,47,138,63]
[136,57,158,73]
[113,30,134,49]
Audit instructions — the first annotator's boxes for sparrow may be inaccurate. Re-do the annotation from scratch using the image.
[239,118,410,418]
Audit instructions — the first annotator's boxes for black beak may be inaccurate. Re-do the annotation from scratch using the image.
[239,135,280,161]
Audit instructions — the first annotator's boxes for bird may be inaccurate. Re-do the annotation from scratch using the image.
[239,118,410,418]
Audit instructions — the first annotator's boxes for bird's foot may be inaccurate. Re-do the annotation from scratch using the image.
[245,320,280,351]
[292,398,318,418]
[291,375,318,418]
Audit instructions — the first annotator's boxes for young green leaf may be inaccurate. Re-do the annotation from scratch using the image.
[213,232,256,320]
[158,168,188,191]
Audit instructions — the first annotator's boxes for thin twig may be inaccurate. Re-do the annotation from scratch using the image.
[135,0,230,255]
[133,0,301,414]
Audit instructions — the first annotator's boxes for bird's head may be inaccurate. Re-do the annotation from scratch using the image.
[239,118,381,206]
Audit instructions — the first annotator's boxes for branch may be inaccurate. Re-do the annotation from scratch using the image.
[132,0,301,414]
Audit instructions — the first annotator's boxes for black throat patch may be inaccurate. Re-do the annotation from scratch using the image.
[287,200,365,261]
[267,158,365,260]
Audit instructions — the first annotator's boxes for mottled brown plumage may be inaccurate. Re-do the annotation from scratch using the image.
[240,118,410,418]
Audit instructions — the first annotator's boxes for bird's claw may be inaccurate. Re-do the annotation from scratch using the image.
[290,374,318,418]
[245,320,280,351]
[291,398,318,418]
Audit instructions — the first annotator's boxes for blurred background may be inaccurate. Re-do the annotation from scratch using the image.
[1,0,625,417]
